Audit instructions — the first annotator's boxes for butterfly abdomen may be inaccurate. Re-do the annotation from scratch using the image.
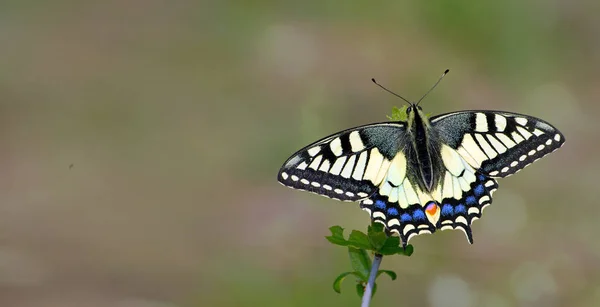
[408,108,445,192]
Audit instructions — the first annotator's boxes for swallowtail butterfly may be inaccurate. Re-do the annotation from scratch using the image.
[277,70,565,246]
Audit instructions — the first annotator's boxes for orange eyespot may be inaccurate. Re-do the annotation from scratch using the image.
[425,202,439,216]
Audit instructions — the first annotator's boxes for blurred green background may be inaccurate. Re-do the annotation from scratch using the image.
[0,1,597,306]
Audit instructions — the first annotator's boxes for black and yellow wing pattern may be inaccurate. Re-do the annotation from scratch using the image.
[278,110,564,246]
[278,123,407,202]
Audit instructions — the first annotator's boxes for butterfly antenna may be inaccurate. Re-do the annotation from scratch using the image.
[416,69,449,106]
[371,78,411,104]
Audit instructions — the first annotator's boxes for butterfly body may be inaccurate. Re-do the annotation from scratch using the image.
[278,101,564,246]
[405,105,445,192]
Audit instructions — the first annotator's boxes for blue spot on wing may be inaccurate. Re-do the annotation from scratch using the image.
[441,204,454,216]
[474,184,485,196]
[400,213,412,222]
[455,204,466,214]
[387,207,399,216]
[375,200,386,209]
[466,196,477,206]
[412,209,426,221]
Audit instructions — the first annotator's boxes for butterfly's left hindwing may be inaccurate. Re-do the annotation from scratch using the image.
[277,123,406,201]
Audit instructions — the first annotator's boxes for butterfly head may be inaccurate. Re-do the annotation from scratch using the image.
[406,102,431,133]
[405,103,426,124]
[406,104,423,115]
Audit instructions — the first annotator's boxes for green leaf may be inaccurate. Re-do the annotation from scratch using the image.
[325,226,349,246]
[332,271,363,294]
[348,230,372,250]
[401,244,414,256]
[386,105,408,121]
[326,236,349,246]
[355,282,365,298]
[369,232,387,251]
[384,236,401,248]
[329,225,344,236]
[369,223,385,233]
[377,270,397,281]
[378,236,404,255]
[348,247,371,280]
[367,224,387,251]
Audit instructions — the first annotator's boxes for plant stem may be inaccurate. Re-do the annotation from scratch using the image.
[361,253,383,307]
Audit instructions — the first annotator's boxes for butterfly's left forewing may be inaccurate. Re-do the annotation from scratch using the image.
[278,123,407,201]
[431,111,565,178]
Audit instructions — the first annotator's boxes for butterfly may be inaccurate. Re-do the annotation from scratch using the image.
[277,70,565,247]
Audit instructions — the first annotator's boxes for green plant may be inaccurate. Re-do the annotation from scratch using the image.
[326,223,413,306]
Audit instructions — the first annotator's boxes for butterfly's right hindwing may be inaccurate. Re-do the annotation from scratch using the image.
[277,123,406,201]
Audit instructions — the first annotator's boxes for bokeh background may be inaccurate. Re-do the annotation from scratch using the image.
[0,1,598,306]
